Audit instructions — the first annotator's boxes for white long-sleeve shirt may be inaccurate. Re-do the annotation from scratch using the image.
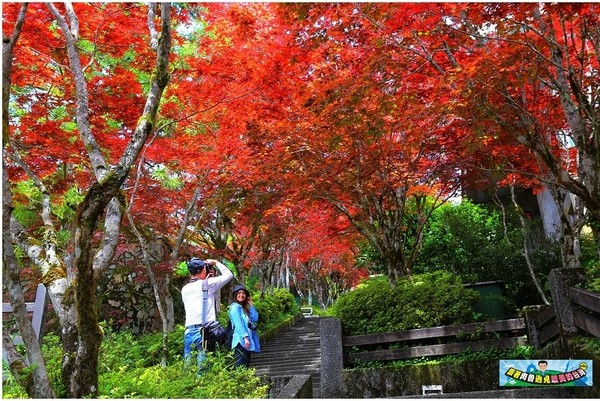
[181,261,233,327]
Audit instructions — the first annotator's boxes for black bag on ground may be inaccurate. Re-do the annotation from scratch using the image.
[202,321,228,351]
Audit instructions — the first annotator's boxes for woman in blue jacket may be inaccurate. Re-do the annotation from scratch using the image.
[229,284,260,368]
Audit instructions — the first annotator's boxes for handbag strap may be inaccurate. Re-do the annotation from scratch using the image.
[201,279,208,325]
[201,278,219,325]
[201,279,209,351]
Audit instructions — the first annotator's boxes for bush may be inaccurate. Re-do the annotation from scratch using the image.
[2,328,268,399]
[330,272,479,336]
[580,232,600,292]
[98,353,268,398]
[3,289,300,398]
[415,200,524,282]
[414,200,556,310]
[251,288,300,333]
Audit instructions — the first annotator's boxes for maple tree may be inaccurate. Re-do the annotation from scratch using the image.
[285,203,366,307]
[441,3,600,265]
[3,2,599,397]
[2,4,55,397]
[3,2,174,397]
[270,3,477,285]
[274,2,599,278]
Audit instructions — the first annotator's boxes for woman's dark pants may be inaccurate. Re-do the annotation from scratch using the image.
[234,343,251,368]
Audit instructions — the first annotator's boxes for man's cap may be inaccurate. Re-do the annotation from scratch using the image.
[187,257,208,275]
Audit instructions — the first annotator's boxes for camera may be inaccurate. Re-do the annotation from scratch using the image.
[248,322,258,331]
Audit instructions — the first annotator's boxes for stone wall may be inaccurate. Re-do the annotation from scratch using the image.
[534,338,599,399]
[263,375,313,398]
[341,360,499,398]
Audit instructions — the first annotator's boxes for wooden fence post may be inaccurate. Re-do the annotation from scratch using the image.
[2,284,49,364]
[522,305,545,348]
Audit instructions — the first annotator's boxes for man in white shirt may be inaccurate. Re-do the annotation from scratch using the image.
[181,257,233,371]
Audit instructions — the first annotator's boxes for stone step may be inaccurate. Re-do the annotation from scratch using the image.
[250,361,321,368]
[253,346,320,355]
[252,355,320,362]
[250,316,322,398]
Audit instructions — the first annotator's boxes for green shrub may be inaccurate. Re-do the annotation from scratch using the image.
[3,289,300,398]
[580,232,600,293]
[571,336,600,358]
[2,328,268,399]
[584,261,600,293]
[2,371,29,399]
[251,288,300,333]
[98,353,267,398]
[413,200,556,310]
[330,272,479,336]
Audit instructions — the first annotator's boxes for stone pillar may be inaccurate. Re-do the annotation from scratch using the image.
[522,305,545,348]
[548,268,585,337]
[320,317,344,398]
[536,187,561,240]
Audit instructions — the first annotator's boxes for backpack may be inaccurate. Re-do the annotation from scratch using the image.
[223,319,233,350]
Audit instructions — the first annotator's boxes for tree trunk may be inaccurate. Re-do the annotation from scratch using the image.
[127,211,170,366]
[43,3,173,397]
[510,184,550,305]
[2,4,55,397]
[70,179,120,396]
[3,171,55,398]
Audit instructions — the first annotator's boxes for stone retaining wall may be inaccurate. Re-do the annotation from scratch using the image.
[341,360,500,398]
[263,375,313,398]
[534,338,599,399]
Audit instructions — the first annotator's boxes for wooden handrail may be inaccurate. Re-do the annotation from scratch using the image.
[343,318,525,347]
[569,287,600,314]
[350,336,527,363]
[2,284,48,346]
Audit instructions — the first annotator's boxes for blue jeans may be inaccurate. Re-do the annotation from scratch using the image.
[184,326,207,373]
[233,343,251,368]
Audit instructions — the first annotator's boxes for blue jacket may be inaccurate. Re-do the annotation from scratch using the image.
[228,303,260,352]
[249,305,260,353]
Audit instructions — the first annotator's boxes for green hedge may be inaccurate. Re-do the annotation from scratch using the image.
[330,272,479,336]
[252,288,301,333]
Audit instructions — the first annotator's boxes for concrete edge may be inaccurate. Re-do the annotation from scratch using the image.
[268,375,313,399]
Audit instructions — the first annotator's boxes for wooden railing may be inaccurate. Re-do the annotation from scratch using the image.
[343,318,526,364]
[2,284,48,365]
[527,286,600,348]
[343,284,599,365]
[530,306,559,347]
[569,287,600,338]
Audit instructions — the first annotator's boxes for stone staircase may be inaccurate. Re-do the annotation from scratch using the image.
[250,316,322,398]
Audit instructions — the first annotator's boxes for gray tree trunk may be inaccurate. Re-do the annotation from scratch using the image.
[4,3,172,397]
[2,4,55,397]
[50,3,172,395]
[3,170,55,398]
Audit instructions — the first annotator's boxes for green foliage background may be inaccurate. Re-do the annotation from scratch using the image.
[3,327,268,399]
[410,200,598,310]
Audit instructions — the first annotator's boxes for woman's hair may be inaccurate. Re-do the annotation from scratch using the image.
[234,290,250,314]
